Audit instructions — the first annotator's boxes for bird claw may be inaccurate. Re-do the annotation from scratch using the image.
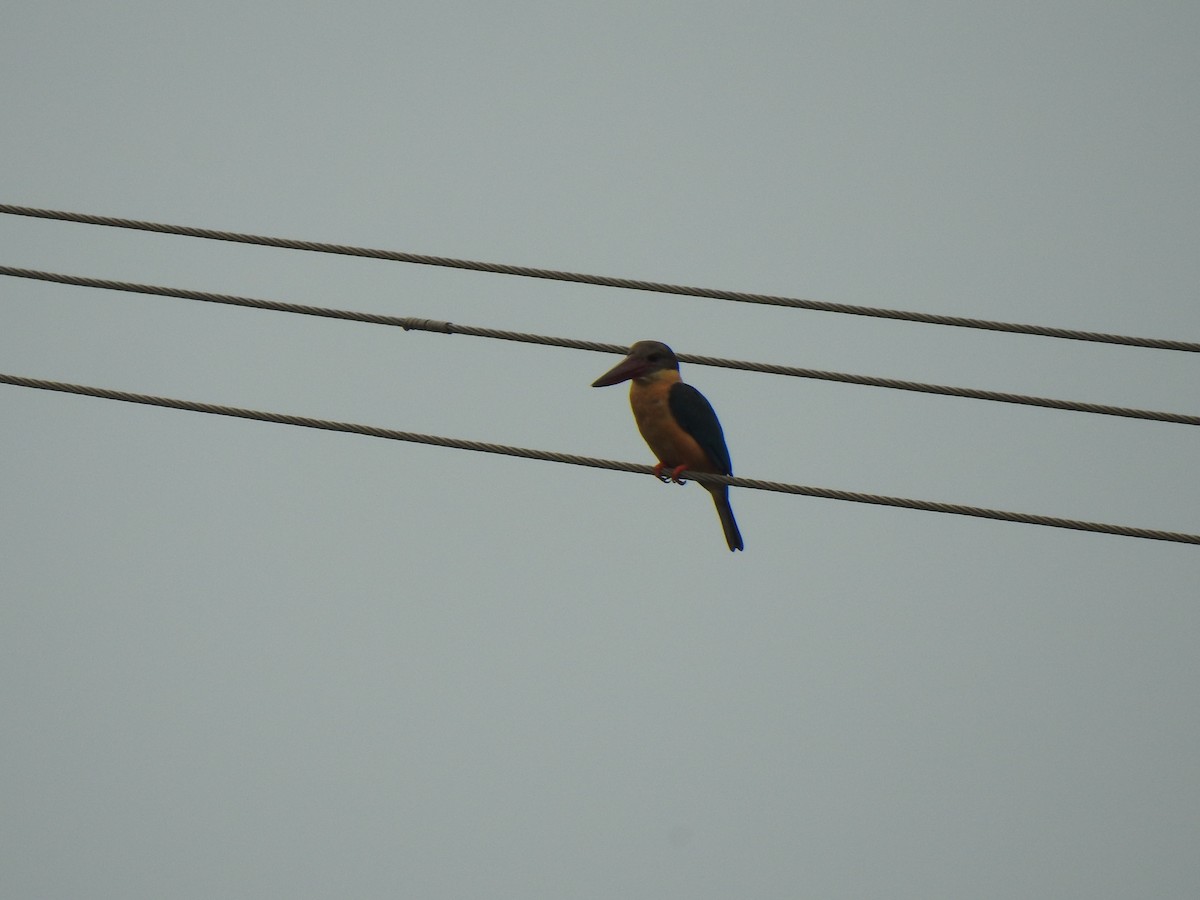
[653,462,688,485]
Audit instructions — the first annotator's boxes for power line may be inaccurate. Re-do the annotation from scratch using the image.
[3,202,1197,353]
[3,371,1197,545]
[4,265,1198,427]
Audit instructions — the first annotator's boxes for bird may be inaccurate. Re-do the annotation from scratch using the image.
[592,340,744,551]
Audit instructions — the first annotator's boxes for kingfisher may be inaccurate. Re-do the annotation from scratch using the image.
[592,340,743,551]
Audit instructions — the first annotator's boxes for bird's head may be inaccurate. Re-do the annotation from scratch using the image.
[591,341,679,387]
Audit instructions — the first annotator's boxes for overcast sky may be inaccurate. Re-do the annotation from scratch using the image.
[3,2,1198,898]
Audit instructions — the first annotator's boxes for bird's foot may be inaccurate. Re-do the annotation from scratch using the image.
[652,462,688,484]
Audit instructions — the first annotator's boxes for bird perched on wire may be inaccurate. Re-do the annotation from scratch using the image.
[592,340,743,551]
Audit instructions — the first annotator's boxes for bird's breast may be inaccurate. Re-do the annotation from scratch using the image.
[629,379,714,471]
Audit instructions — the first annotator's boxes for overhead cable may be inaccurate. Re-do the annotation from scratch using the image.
[3,266,1197,427]
[3,372,1197,545]
[2,202,1196,353]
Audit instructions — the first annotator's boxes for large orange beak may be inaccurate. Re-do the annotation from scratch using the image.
[591,352,651,387]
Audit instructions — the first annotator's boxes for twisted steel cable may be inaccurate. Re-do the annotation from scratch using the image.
[4,266,1197,426]
[3,203,1197,352]
[3,372,1197,545]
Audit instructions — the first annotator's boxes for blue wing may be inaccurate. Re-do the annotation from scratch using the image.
[668,382,733,476]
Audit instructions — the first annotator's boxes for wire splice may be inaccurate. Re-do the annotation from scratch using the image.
[3,265,1197,426]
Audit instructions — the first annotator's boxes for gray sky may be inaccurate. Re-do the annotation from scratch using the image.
[3,2,1198,897]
